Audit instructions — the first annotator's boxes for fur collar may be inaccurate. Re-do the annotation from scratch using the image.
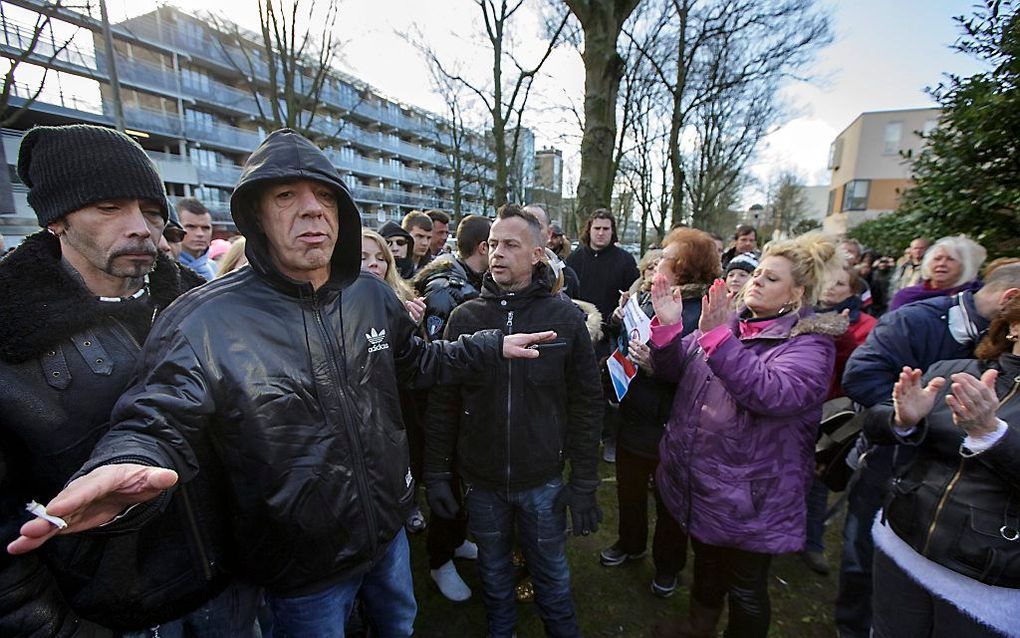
[571,299,604,343]
[790,312,849,338]
[0,232,205,363]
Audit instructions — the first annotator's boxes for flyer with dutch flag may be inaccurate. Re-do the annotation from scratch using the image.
[606,294,652,401]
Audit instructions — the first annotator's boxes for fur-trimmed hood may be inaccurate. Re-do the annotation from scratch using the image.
[790,311,849,338]
[571,299,603,343]
[0,231,205,363]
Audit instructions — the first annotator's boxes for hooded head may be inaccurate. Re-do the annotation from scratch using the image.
[377,221,416,279]
[230,129,362,293]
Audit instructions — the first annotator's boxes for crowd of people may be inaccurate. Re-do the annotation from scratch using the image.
[0,123,1018,638]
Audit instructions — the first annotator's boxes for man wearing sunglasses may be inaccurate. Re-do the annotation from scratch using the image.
[379,220,416,279]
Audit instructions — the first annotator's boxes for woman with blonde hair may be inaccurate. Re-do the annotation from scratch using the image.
[361,229,420,314]
[650,232,847,638]
[889,235,986,311]
[215,236,248,278]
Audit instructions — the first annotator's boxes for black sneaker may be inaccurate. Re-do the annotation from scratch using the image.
[651,572,679,598]
[801,550,830,575]
[599,543,646,566]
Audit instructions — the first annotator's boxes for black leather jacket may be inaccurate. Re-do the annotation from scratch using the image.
[85,129,503,596]
[415,254,484,340]
[865,355,1020,587]
[424,264,603,491]
[0,233,222,636]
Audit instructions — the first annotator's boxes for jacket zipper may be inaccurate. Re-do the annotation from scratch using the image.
[506,310,514,495]
[310,292,379,553]
[921,373,1020,555]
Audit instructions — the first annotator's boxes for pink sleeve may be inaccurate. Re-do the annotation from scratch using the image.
[649,316,685,348]
[696,324,733,356]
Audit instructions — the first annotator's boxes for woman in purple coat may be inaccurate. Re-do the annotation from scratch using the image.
[649,232,847,638]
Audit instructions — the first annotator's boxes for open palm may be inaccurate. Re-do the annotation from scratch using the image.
[650,273,683,326]
[893,367,946,429]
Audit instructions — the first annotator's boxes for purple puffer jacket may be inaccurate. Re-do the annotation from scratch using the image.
[653,309,843,554]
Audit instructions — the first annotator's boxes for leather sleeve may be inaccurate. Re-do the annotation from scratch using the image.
[422,309,469,477]
[565,313,603,484]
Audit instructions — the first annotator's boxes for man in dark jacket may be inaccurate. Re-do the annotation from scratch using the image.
[834,265,1020,638]
[378,220,416,279]
[0,125,253,636]
[8,129,554,638]
[565,209,639,342]
[425,204,603,638]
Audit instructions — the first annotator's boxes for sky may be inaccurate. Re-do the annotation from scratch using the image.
[99,0,983,204]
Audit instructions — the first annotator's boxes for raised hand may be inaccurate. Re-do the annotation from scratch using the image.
[946,369,1000,437]
[698,279,734,334]
[503,331,557,359]
[405,297,426,324]
[612,291,631,323]
[7,464,178,555]
[650,272,683,326]
[892,367,946,430]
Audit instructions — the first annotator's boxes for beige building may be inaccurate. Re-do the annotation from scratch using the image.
[824,107,940,235]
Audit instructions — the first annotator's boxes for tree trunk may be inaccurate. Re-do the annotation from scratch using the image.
[570,0,640,218]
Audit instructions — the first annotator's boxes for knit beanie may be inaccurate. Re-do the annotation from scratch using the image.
[17,124,169,226]
[725,251,759,275]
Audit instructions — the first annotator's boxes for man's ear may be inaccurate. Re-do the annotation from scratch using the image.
[47,220,66,237]
[478,241,489,256]
[1000,287,1020,307]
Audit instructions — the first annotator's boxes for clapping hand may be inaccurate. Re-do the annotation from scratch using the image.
[650,273,683,326]
[698,279,733,334]
[892,367,946,430]
[946,370,1000,437]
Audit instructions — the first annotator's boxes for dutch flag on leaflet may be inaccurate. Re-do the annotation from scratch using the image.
[606,348,638,402]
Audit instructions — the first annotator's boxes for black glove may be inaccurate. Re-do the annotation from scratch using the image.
[555,479,602,536]
[424,475,459,520]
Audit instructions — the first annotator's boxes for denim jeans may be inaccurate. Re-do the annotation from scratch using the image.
[267,530,416,638]
[804,478,829,553]
[119,580,262,638]
[835,446,892,638]
[465,477,580,638]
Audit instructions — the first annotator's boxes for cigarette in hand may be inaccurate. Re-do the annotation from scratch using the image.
[26,501,68,530]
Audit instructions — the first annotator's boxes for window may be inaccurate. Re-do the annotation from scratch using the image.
[883,122,902,154]
[842,180,870,211]
[184,108,215,128]
[923,119,937,137]
[827,189,836,214]
[827,139,843,169]
[189,147,218,168]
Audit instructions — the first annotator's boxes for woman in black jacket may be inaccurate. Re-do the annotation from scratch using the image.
[864,296,1020,637]
[598,228,720,598]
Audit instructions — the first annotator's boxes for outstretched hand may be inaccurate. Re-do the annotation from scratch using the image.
[503,331,557,359]
[698,279,733,334]
[7,464,177,555]
[650,273,683,326]
[946,369,1000,437]
[892,367,946,430]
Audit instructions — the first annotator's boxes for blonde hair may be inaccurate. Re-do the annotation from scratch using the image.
[362,229,415,302]
[216,237,248,277]
[758,231,845,308]
[921,235,986,288]
[632,249,663,294]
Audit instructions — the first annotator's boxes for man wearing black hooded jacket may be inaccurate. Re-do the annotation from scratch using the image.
[8,129,556,638]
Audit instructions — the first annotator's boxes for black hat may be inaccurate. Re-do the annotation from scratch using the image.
[550,224,564,236]
[17,124,169,227]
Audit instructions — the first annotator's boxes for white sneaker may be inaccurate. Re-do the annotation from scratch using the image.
[453,540,478,560]
[431,560,471,602]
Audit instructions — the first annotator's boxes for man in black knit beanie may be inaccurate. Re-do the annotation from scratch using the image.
[0,124,259,635]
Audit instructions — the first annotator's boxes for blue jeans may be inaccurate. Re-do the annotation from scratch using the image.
[267,530,416,638]
[120,580,262,637]
[804,478,829,553]
[466,477,580,638]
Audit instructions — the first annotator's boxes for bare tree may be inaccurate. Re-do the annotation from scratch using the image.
[766,169,809,238]
[208,0,349,143]
[0,1,82,213]
[429,68,492,222]
[625,0,831,228]
[564,0,641,216]
[425,0,569,205]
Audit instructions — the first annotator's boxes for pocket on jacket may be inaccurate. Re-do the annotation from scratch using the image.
[690,466,760,522]
[950,506,1017,582]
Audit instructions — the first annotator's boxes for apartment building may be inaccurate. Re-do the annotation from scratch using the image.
[823,107,940,235]
[0,0,494,242]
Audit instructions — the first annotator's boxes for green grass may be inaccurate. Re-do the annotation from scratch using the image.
[410,461,843,637]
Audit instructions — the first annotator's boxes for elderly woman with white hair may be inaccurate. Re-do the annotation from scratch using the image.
[889,235,987,311]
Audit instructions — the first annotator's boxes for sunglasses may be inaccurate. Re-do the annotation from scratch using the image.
[387,238,408,247]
